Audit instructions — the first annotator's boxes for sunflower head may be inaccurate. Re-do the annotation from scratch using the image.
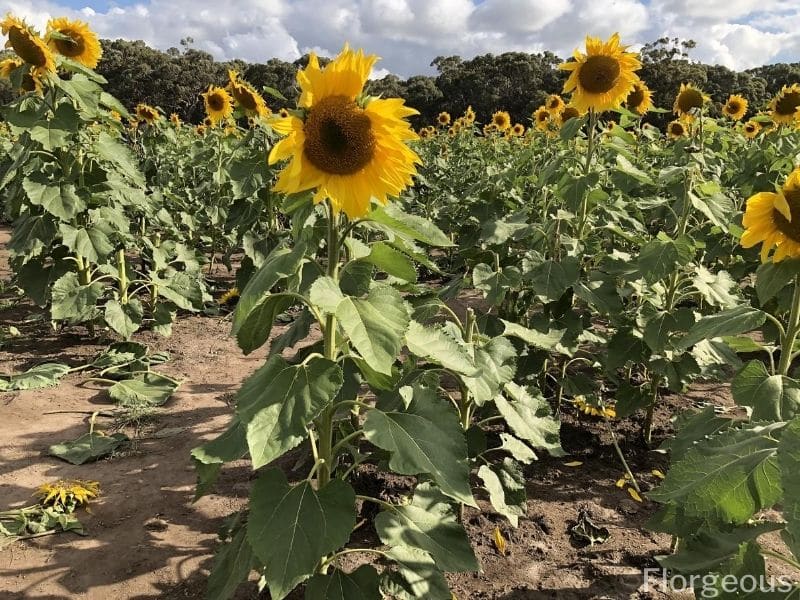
[36,479,99,512]
[0,56,22,78]
[202,85,233,126]
[574,396,616,419]
[419,126,432,139]
[227,70,270,118]
[491,110,511,130]
[463,105,476,124]
[267,44,420,219]
[625,80,652,115]
[545,94,565,113]
[667,119,686,139]
[742,168,800,262]
[1,15,56,78]
[437,111,451,126]
[219,287,240,307]
[532,106,550,132]
[135,103,160,124]
[511,123,525,137]
[769,84,800,126]
[109,110,121,122]
[195,124,207,135]
[743,120,761,139]
[559,105,582,126]
[722,94,748,121]
[559,33,641,113]
[483,123,498,136]
[169,112,181,126]
[45,17,102,69]
[673,83,708,120]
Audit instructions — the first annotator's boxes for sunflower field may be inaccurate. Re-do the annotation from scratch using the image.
[2,14,800,600]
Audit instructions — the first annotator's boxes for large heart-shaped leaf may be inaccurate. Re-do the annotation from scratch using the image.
[108,373,179,407]
[305,565,380,600]
[404,321,477,375]
[732,360,800,422]
[49,432,128,464]
[494,383,564,456]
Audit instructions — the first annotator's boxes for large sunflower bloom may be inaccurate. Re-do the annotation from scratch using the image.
[742,168,800,262]
[202,85,233,126]
[667,120,687,139]
[437,111,451,126]
[545,94,565,113]
[135,103,160,124]
[625,80,652,115]
[743,120,760,139]
[1,15,55,81]
[45,17,102,69]
[533,106,550,132]
[559,33,641,113]
[227,70,270,118]
[268,44,420,219]
[491,110,511,131]
[722,94,747,121]
[673,83,708,121]
[769,84,800,126]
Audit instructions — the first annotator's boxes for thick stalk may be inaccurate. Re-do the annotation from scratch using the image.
[117,249,128,305]
[458,309,476,430]
[577,109,598,240]
[778,276,800,376]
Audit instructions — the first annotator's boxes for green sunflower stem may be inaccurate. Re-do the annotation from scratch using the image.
[577,109,598,239]
[778,276,800,377]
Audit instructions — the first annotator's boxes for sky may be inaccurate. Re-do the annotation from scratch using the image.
[3,0,799,77]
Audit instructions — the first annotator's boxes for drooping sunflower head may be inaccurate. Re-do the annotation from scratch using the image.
[559,33,641,113]
[511,123,525,137]
[492,110,511,130]
[722,94,748,121]
[533,106,550,132]
[463,105,476,124]
[36,479,99,511]
[0,56,22,78]
[267,44,420,219]
[559,104,582,126]
[437,111,451,126]
[545,94,565,113]
[743,120,761,139]
[1,14,56,79]
[673,83,707,120]
[135,103,160,124]
[742,167,800,262]
[769,84,800,126]
[625,80,652,115]
[227,70,270,118]
[45,17,102,69]
[202,85,233,126]
[667,119,686,139]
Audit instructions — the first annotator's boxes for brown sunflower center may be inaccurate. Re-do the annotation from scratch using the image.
[235,86,258,111]
[578,55,620,94]
[547,98,560,110]
[208,93,226,112]
[627,86,645,108]
[493,115,508,127]
[677,88,704,113]
[52,29,86,57]
[9,28,48,67]
[304,95,376,176]
[745,123,756,132]
[727,100,741,113]
[670,123,684,135]
[562,107,580,121]
[775,91,800,116]
[774,189,800,242]
[537,112,548,122]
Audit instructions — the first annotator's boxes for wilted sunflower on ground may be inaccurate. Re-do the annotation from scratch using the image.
[268,44,420,219]
[625,80,652,115]
[722,94,748,121]
[45,17,102,69]
[769,84,800,126]
[1,15,55,86]
[545,94,565,113]
[742,168,800,262]
[437,111,451,126]
[202,85,233,126]
[227,70,270,119]
[36,479,99,511]
[667,120,687,139]
[673,83,708,121]
[743,120,760,139]
[559,33,641,113]
[574,396,616,419]
[135,103,160,124]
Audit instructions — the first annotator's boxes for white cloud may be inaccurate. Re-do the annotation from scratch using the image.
[0,0,796,74]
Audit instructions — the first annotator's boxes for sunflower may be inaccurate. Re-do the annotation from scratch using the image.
[1,15,56,81]
[0,56,22,78]
[545,94,565,113]
[45,17,102,69]
[625,80,652,115]
[741,168,800,262]
[721,94,747,121]
[491,110,511,131]
[743,120,761,139]
[279,108,290,118]
[511,123,525,137]
[673,83,708,121]
[227,70,270,118]
[559,33,641,113]
[769,84,800,126]
[533,106,550,132]
[267,45,420,219]
[667,119,686,139]
[419,126,432,139]
[558,105,582,126]
[36,479,99,510]
[202,85,233,126]
[483,123,497,136]
[219,287,240,306]
[110,110,121,122]
[136,103,160,124]
[169,112,181,127]
[574,396,616,419]
[437,111,451,126]
[195,124,207,135]
[463,105,476,124]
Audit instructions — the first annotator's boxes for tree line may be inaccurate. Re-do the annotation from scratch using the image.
[2,36,799,128]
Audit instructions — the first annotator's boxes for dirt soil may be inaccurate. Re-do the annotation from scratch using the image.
[0,224,718,599]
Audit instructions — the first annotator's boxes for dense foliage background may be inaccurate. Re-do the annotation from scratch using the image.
[2,36,798,127]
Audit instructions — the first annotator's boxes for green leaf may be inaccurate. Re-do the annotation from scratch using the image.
[309,276,345,315]
[59,224,114,264]
[732,360,800,422]
[206,526,256,600]
[305,565,380,600]
[247,469,356,600]
[778,418,800,560]
[375,483,478,572]
[108,373,179,407]
[498,433,538,464]
[384,546,451,600]
[368,204,453,247]
[472,263,521,305]
[236,356,342,470]
[690,190,735,230]
[191,419,248,499]
[336,285,410,376]
[637,235,694,283]
[675,306,766,350]
[51,272,104,323]
[235,293,295,354]
[404,321,477,375]
[49,432,128,464]
[559,114,586,141]
[692,267,739,308]
[527,257,580,303]
[23,175,86,220]
[155,272,206,311]
[365,242,417,282]
[659,407,734,461]
[615,155,654,185]
[500,320,566,352]
[495,383,564,456]
[757,260,800,305]
[1,362,70,391]
[461,336,517,405]
[363,381,475,506]
[8,213,58,259]
[477,459,527,527]
[104,298,143,340]
[93,131,144,185]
